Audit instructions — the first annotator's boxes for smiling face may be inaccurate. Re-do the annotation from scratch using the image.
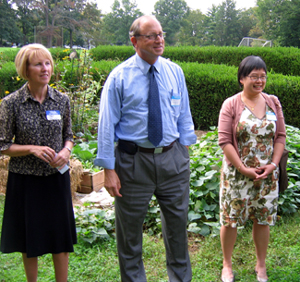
[240,68,267,95]
[27,55,52,87]
[130,17,165,65]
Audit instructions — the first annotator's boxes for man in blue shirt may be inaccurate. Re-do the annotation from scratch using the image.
[95,15,196,282]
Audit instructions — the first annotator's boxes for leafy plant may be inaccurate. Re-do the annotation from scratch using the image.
[143,195,162,236]
[278,125,300,214]
[74,203,115,244]
[53,49,103,133]
[71,129,102,172]
[74,125,300,240]
[187,125,300,236]
[188,127,223,236]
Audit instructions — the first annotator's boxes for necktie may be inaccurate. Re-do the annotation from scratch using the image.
[148,65,163,147]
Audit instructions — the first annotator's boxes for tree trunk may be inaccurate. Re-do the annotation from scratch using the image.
[70,29,73,47]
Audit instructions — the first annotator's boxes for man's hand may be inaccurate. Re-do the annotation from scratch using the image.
[104,169,122,197]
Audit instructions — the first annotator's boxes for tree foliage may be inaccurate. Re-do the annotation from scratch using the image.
[175,10,207,46]
[0,0,21,45]
[1,0,300,48]
[103,0,142,45]
[256,0,300,47]
[154,0,190,45]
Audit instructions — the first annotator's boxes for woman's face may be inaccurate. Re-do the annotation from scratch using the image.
[240,68,267,95]
[27,55,52,86]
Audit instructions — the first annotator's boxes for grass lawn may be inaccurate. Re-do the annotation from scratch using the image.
[0,194,299,281]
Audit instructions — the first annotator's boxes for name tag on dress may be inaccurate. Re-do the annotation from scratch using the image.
[46,110,61,120]
[266,111,277,121]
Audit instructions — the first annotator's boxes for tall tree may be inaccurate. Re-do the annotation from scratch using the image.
[256,0,300,47]
[80,2,103,48]
[256,0,282,43]
[59,0,87,47]
[103,0,142,45]
[33,0,63,47]
[213,0,241,46]
[14,0,39,45]
[278,0,300,47]
[203,5,219,46]
[238,8,260,40]
[0,0,21,46]
[175,9,207,46]
[154,0,190,45]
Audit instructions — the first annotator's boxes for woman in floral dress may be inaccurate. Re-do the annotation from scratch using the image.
[218,56,286,282]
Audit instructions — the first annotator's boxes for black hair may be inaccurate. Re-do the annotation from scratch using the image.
[238,56,267,87]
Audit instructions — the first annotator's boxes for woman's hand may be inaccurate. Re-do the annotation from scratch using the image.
[31,145,56,163]
[49,147,71,169]
[240,166,261,180]
[240,164,274,181]
[254,164,275,180]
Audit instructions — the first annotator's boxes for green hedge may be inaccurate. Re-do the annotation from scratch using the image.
[49,47,74,61]
[52,59,121,87]
[89,60,300,129]
[177,62,300,129]
[0,62,25,96]
[0,47,73,62]
[0,48,19,63]
[90,45,300,76]
[1,59,299,130]
[3,46,300,77]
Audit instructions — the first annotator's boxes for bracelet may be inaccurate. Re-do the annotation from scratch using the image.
[64,146,72,153]
[237,162,243,172]
[271,162,278,169]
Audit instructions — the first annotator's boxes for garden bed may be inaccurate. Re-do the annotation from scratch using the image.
[78,169,104,194]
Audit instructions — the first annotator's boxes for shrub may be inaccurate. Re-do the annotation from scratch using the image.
[89,45,300,76]
[74,126,300,239]
[89,45,135,61]
[0,48,18,64]
[0,62,25,98]
[178,62,300,130]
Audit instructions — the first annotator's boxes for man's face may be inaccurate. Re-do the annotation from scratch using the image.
[131,18,165,65]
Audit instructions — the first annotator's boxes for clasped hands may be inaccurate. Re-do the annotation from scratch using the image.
[35,146,70,169]
[242,164,276,181]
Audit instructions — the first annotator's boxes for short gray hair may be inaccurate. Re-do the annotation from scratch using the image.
[129,15,159,38]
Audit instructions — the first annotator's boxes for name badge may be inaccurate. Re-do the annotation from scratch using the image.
[266,111,277,121]
[171,95,181,106]
[46,110,61,120]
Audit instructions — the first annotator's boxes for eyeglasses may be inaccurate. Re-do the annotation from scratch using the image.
[135,32,166,41]
[247,75,268,82]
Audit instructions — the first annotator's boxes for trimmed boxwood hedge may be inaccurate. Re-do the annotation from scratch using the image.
[57,60,300,129]
[1,47,300,130]
[177,62,300,129]
[0,62,25,96]
[3,45,300,76]
[89,45,300,76]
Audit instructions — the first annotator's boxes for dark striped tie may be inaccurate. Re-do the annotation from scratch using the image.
[148,65,163,146]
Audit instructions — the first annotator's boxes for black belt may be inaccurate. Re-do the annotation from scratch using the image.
[118,140,176,155]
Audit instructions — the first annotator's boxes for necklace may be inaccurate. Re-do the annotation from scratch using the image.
[241,93,258,111]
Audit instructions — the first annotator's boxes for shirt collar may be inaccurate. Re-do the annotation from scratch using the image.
[20,83,58,103]
[135,53,162,75]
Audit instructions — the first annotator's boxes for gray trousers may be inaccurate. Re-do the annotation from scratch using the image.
[115,141,192,282]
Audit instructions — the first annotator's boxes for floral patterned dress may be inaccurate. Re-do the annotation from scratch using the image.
[220,105,279,227]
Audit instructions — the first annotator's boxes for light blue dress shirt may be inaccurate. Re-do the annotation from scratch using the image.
[94,54,197,169]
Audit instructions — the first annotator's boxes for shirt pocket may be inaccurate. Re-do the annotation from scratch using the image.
[170,91,181,117]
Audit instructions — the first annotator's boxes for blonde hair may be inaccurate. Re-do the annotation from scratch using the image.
[15,43,54,80]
